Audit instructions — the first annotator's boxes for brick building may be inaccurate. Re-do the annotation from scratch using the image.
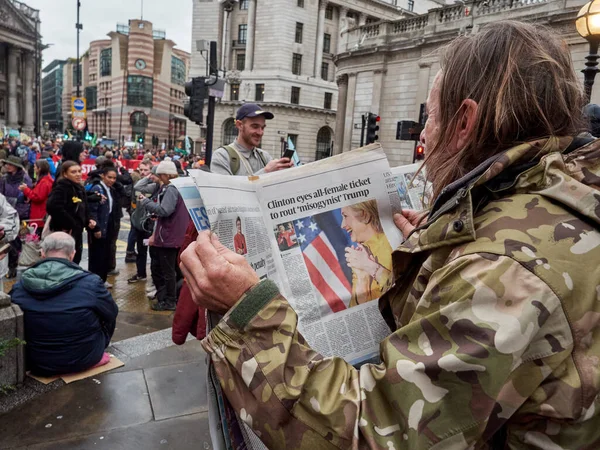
[62,19,190,147]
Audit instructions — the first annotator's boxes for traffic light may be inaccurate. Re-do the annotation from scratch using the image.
[414,143,425,162]
[184,77,207,125]
[366,113,380,144]
[138,133,145,144]
[63,130,69,140]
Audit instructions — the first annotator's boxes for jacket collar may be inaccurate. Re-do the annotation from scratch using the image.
[400,136,588,253]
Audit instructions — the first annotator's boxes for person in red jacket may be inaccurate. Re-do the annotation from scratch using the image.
[172,220,206,344]
[19,159,53,230]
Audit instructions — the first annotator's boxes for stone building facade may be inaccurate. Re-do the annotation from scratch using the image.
[61,19,190,146]
[334,0,593,167]
[190,0,420,162]
[0,0,40,135]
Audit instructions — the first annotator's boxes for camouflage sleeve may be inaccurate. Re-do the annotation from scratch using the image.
[201,253,573,449]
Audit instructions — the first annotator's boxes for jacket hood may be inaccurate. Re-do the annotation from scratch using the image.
[405,136,600,252]
[19,258,89,297]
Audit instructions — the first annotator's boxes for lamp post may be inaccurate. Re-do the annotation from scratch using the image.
[577,0,600,103]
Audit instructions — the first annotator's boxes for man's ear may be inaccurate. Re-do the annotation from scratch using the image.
[455,99,478,151]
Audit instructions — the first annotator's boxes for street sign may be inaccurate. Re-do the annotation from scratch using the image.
[71,97,87,119]
[72,117,86,131]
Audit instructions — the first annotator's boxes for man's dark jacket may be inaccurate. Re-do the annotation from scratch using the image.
[10,258,118,376]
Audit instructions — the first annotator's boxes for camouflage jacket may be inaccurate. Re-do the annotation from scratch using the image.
[202,136,600,449]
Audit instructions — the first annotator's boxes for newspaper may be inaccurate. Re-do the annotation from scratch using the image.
[390,162,429,211]
[173,144,404,366]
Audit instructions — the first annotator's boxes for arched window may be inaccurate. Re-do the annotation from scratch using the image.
[315,127,332,160]
[222,118,238,146]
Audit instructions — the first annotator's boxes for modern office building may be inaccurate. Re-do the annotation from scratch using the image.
[41,59,66,132]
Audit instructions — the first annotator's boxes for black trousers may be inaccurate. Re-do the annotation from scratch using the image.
[73,230,83,265]
[8,236,21,271]
[135,229,151,278]
[109,220,121,272]
[88,235,111,282]
[150,247,181,306]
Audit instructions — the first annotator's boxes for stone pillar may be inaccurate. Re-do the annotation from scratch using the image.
[337,6,349,54]
[342,73,357,153]
[359,14,367,26]
[23,52,34,132]
[221,7,232,71]
[245,0,257,72]
[371,69,385,113]
[314,1,327,78]
[7,46,19,128]
[416,62,432,118]
[333,74,348,155]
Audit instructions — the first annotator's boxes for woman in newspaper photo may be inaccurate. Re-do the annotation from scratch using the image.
[233,216,247,255]
[341,200,392,306]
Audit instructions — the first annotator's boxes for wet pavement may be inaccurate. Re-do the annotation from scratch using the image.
[0,217,212,449]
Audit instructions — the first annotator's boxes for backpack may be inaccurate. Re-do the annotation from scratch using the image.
[223,145,267,175]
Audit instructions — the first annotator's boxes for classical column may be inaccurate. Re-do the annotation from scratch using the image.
[342,73,357,153]
[416,61,432,118]
[245,0,257,72]
[7,46,19,128]
[314,1,327,78]
[23,52,34,131]
[337,6,349,54]
[221,6,233,71]
[333,74,348,155]
[371,69,385,114]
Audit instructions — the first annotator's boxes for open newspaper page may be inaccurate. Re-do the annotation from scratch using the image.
[181,144,402,366]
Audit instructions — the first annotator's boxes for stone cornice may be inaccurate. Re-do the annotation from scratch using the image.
[219,100,337,116]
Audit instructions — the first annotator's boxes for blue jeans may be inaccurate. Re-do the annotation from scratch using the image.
[127,227,137,253]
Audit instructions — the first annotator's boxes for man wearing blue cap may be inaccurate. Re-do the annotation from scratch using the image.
[211,103,293,176]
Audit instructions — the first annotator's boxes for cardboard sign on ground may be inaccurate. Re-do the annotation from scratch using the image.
[28,356,124,385]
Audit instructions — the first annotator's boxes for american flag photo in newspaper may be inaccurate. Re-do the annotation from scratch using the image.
[293,210,353,313]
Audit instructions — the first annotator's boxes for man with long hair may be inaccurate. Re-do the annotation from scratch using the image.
[182,22,600,449]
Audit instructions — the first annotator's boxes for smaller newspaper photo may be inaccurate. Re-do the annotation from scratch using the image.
[172,144,427,367]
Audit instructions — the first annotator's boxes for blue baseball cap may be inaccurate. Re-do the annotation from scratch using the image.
[236,103,274,121]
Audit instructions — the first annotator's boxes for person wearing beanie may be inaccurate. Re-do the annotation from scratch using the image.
[137,160,187,311]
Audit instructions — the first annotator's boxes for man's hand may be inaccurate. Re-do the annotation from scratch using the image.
[393,209,427,237]
[264,158,293,173]
[18,183,27,192]
[180,231,260,314]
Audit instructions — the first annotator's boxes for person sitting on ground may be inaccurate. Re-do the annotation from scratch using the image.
[11,232,118,377]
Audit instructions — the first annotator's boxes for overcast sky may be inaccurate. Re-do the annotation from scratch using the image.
[24,0,193,68]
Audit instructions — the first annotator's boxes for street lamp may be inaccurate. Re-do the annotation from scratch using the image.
[576,0,600,102]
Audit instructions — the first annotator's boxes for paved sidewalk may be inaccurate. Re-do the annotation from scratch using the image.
[0,332,211,450]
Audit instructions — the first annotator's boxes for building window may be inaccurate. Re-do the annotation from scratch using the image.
[291,86,300,104]
[89,73,97,82]
[255,84,264,102]
[100,48,112,77]
[295,23,303,44]
[325,4,333,19]
[324,92,332,110]
[0,94,5,118]
[171,56,186,86]
[127,75,153,107]
[230,83,240,101]
[292,53,302,76]
[223,118,238,145]
[85,86,97,110]
[297,0,304,7]
[323,33,331,54]
[239,0,249,9]
[237,53,245,71]
[408,0,414,11]
[238,24,248,44]
[321,62,329,81]
[316,127,332,160]
[72,64,81,85]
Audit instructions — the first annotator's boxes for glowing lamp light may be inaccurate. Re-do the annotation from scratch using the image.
[576,0,600,102]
